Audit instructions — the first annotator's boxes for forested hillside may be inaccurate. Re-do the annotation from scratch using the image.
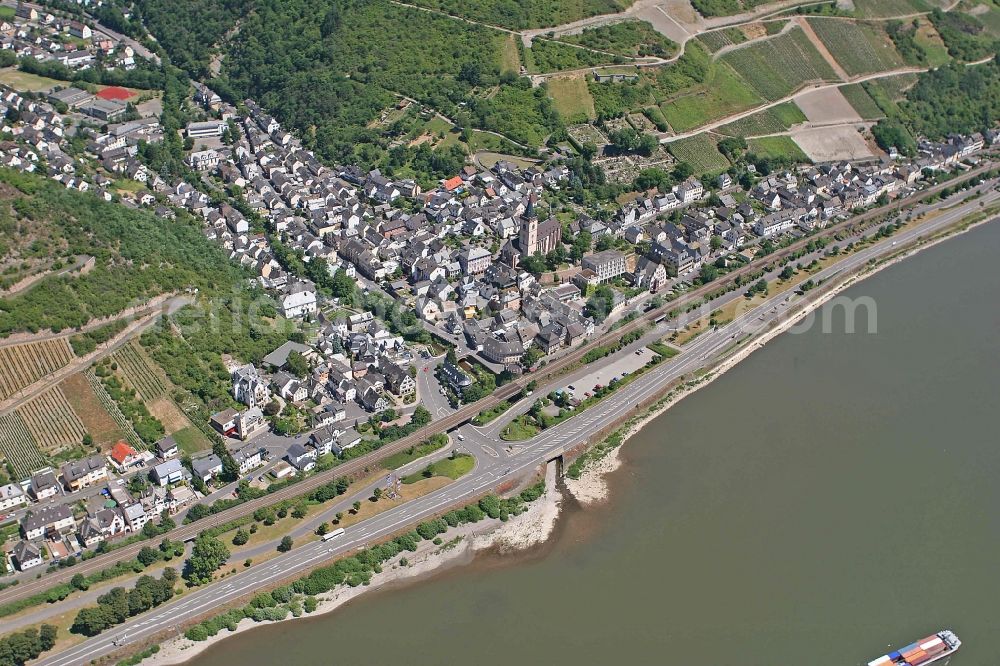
[872,58,1000,154]
[0,169,242,336]
[140,0,561,169]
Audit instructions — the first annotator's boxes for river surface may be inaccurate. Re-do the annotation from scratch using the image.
[187,222,1000,666]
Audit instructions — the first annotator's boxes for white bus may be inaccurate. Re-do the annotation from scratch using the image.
[322,527,346,541]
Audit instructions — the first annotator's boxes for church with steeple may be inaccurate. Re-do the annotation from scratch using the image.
[516,197,561,260]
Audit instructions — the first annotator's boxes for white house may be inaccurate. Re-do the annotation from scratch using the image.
[0,483,27,512]
[281,284,317,318]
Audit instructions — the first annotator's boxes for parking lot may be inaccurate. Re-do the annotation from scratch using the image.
[563,347,656,401]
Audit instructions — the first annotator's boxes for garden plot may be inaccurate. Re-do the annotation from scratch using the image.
[0,412,44,478]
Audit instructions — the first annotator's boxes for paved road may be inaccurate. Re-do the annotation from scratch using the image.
[34,186,1000,666]
[2,163,993,607]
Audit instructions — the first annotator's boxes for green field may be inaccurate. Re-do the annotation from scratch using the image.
[839,83,885,119]
[660,63,762,132]
[171,425,212,456]
[500,34,522,74]
[0,68,65,93]
[528,38,614,73]
[807,18,905,76]
[913,19,952,66]
[748,135,810,161]
[403,453,475,483]
[721,27,839,101]
[667,134,731,174]
[717,101,806,137]
[851,0,931,17]
[548,77,597,122]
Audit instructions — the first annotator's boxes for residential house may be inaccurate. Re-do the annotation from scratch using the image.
[232,364,269,408]
[109,441,140,472]
[21,504,74,540]
[285,443,316,473]
[231,445,264,475]
[61,455,107,491]
[210,408,239,437]
[155,436,179,460]
[30,470,59,500]
[0,483,27,512]
[191,454,223,484]
[151,459,185,487]
[11,540,43,571]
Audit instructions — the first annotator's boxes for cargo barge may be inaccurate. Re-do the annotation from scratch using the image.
[868,630,961,666]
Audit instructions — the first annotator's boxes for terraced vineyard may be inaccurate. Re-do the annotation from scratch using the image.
[85,369,144,450]
[15,386,87,454]
[697,27,746,52]
[667,134,731,174]
[113,341,168,402]
[717,101,807,137]
[840,83,884,119]
[0,338,75,401]
[722,27,839,101]
[851,0,931,18]
[807,18,905,76]
[0,412,44,478]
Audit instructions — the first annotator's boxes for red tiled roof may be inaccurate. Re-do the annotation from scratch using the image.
[443,176,463,192]
[110,441,136,464]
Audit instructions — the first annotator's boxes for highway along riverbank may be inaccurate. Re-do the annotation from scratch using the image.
[176,218,1000,666]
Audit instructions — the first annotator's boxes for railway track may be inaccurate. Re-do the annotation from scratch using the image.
[0,161,992,608]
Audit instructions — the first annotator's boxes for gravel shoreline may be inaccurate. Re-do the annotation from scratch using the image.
[135,213,996,666]
[143,481,563,666]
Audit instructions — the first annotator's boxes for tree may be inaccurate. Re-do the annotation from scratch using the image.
[291,503,308,519]
[263,400,281,417]
[779,265,795,280]
[710,235,723,251]
[286,351,309,378]
[183,535,230,585]
[277,536,294,552]
[232,529,250,546]
[316,522,329,536]
[70,573,89,591]
[371,487,383,502]
[71,606,112,636]
[137,546,160,567]
[699,264,718,284]
[213,440,240,483]
[335,511,344,524]
[352,501,361,514]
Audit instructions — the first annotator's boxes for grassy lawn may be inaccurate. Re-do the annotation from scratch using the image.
[500,415,540,441]
[648,341,680,358]
[913,19,951,67]
[748,136,810,162]
[114,179,147,194]
[171,426,213,456]
[0,68,66,92]
[548,77,597,123]
[500,34,521,74]
[403,453,475,484]
[472,399,514,426]
[381,437,449,469]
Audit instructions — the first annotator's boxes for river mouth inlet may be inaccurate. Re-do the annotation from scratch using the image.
[185,221,1000,666]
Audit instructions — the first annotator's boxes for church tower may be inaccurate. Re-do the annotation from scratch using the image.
[518,198,538,257]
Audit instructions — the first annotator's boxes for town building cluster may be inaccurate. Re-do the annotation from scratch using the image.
[3,5,136,72]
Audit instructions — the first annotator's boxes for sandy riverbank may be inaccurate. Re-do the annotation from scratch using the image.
[142,481,563,666]
[565,214,999,505]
